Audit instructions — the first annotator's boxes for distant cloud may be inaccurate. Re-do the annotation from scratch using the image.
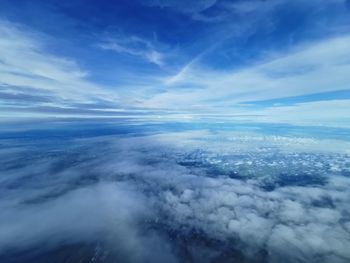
[246,100,350,127]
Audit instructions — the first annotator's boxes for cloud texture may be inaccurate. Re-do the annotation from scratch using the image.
[0,129,349,262]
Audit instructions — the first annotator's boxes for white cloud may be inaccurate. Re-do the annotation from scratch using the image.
[133,35,350,127]
[247,100,350,127]
[0,20,120,114]
[0,182,178,263]
[1,18,349,127]
[160,35,350,104]
[99,36,165,66]
[1,132,349,262]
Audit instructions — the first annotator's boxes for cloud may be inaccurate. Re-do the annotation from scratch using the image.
[0,129,350,262]
[140,0,348,26]
[245,99,350,127]
[1,1,350,127]
[162,35,350,102]
[0,182,178,263]
[2,18,350,127]
[99,36,165,66]
[141,0,218,14]
[0,20,122,117]
[131,34,350,127]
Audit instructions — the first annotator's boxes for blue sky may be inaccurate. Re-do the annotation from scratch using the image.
[1,0,350,127]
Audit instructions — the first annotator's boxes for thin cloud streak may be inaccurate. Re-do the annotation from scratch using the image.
[1,10,350,127]
[99,36,165,66]
[0,20,121,112]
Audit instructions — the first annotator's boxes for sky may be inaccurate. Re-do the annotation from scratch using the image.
[1,2,350,261]
[1,0,350,127]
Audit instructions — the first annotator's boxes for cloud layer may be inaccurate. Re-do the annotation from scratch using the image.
[1,129,349,262]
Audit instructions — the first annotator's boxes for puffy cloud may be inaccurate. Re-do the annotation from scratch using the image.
[0,129,349,262]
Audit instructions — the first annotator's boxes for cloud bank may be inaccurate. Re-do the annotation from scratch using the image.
[0,129,349,262]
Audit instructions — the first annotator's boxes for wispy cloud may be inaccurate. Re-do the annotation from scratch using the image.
[99,36,165,66]
[242,99,350,128]
[141,0,218,14]
[0,20,125,117]
[1,2,350,128]
[146,0,349,24]
[162,35,350,102]
[135,34,350,127]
